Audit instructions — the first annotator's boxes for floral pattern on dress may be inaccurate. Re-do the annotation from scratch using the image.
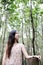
[5,43,23,65]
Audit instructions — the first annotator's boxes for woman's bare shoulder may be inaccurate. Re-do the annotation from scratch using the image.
[18,43,24,47]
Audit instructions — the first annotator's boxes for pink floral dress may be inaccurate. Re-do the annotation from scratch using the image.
[5,43,23,65]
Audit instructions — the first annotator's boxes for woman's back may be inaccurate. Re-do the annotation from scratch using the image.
[2,30,41,65]
[5,43,22,65]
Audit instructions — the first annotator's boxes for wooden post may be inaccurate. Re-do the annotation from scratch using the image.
[28,57,41,65]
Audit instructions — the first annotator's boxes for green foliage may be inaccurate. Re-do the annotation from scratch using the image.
[40,10,43,15]
[7,3,17,13]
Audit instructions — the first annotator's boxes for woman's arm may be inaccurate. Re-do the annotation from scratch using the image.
[21,44,41,59]
[21,44,33,59]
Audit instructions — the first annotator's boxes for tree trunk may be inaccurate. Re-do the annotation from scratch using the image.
[28,1,41,65]
[0,1,7,64]
[30,0,35,55]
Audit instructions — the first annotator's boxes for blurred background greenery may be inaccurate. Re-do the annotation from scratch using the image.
[0,0,43,65]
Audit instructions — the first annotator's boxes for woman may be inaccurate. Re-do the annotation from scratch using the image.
[2,30,41,65]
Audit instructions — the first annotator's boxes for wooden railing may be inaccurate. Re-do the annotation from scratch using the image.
[22,57,41,65]
[28,57,41,65]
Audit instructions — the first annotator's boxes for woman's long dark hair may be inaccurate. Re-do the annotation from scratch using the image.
[6,30,18,58]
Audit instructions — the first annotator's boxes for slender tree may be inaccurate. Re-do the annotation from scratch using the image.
[30,0,35,55]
